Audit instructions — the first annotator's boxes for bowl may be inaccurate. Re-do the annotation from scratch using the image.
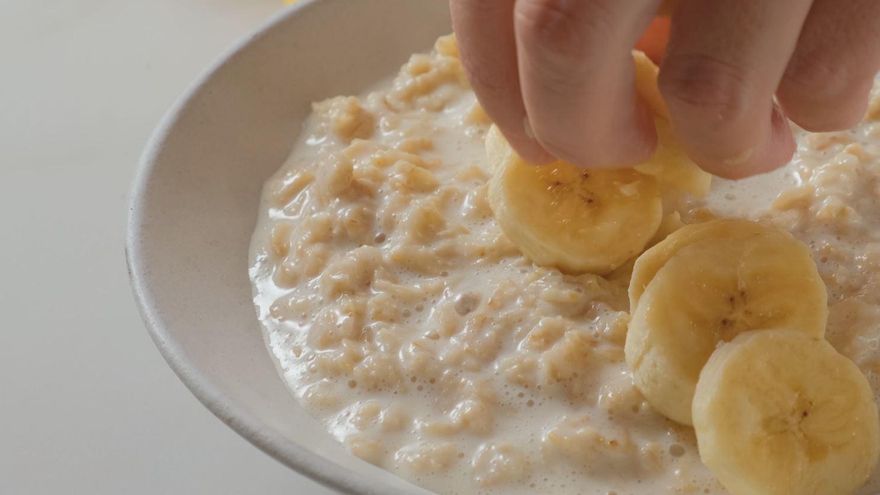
[126,1,450,493]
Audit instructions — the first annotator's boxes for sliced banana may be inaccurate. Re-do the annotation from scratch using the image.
[693,329,880,495]
[633,50,668,118]
[648,211,684,247]
[482,51,713,274]
[488,152,663,274]
[484,124,509,172]
[632,51,712,197]
[629,219,774,311]
[625,230,828,425]
[633,119,712,197]
[485,52,710,198]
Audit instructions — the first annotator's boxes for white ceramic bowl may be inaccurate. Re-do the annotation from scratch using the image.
[126,1,450,493]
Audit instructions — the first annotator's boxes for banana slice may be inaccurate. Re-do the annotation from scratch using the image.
[629,219,774,311]
[482,52,711,274]
[693,329,880,495]
[484,125,509,172]
[625,230,828,425]
[488,152,663,274]
[631,51,712,197]
[633,50,668,118]
[485,52,709,196]
[633,119,712,197]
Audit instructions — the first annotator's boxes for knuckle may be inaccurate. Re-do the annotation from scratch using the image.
[533,64,590,100]
[514,0,596,59]
[659,53,754,128]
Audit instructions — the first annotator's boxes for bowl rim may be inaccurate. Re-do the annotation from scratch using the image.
[125,2,399,493]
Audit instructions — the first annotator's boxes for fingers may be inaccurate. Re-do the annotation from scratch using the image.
[513,0,663,168]
[659,0,813,179]
[777,0,880,132]
[450,0,552,163]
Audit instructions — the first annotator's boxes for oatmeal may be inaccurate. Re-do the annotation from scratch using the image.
[249,35,880,494]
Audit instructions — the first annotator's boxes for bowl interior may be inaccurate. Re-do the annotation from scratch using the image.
[127,2,451,493]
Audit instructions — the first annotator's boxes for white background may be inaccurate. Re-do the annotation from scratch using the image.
[0,1,336,493]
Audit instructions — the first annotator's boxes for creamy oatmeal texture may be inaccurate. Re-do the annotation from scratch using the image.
[249,36,880,494]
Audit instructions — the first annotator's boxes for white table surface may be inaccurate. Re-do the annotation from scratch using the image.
[0,1,336,493]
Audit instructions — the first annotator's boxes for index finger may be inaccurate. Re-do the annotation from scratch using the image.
[450,0,552,163]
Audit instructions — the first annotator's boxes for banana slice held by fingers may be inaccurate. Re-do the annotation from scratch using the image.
[631,50,712,198]
[633,50,668,118]
[633,119,712,197]
[483,50,713,275]
[484,124,510,173]
[693,329,880,495]
[488,150,663,274]
[625,226,828,425]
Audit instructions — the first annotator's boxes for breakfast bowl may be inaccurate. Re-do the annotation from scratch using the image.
[127,1,449,493]
[128,0,880,493]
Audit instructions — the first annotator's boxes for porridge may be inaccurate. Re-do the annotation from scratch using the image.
[249,35,880,494]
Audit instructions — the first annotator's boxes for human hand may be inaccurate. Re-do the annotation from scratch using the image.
[450,0,880,178]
